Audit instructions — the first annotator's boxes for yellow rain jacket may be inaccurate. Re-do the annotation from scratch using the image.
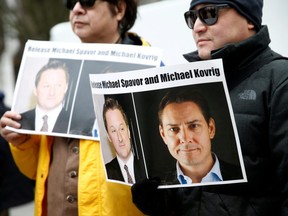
[10,135,144,216]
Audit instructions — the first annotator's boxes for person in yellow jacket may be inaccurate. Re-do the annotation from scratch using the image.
[0,0,151,215]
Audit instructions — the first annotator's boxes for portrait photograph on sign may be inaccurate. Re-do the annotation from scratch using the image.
[90,60,247,188]
[9,40,162,140]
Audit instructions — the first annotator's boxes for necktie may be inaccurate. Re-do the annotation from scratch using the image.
[40,115,48,132]
[124,164,133,184]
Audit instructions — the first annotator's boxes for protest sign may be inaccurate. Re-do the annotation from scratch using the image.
[9,40,162,140]
[90,59,247,188]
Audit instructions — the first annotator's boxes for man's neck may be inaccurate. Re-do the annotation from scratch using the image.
[180,154,215,183]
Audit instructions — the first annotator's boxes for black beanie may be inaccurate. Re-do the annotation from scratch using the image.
[189,0,263,31]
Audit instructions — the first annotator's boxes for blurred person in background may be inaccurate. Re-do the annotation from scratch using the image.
[0,91,34,216]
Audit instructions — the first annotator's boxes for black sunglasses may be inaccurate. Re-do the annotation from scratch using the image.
[184,4,230,29]
[66,0,96,10]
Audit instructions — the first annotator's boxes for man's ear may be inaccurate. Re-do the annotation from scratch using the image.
[107,132,112,143]
[208,118,216,139]
[33,87,37,97]
[64,84,68,94]
[159,125,167,146]
[247,21,255,31]
[115,0,127,21]
[127,126,131,139]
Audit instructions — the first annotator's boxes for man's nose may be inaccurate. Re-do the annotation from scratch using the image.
[178,128,189,143]
[117,130,123,142]
[193,18,207,33]
[49,86,56,95]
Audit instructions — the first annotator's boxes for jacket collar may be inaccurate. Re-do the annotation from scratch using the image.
[121,32,150,46]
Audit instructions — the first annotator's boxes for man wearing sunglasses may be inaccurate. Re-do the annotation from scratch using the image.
[132,0,288,215]
[67,0,150,45]
[0,0,151,216]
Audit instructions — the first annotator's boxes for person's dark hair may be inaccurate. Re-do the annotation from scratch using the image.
[103,97,129,131]
[158,89,212,126]
[35,60,70,87]
[105,0,138,34]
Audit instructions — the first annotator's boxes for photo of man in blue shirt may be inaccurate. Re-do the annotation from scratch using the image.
[158,89,242,184]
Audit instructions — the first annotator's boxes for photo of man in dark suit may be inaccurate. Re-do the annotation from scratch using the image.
[103,97,146,184]
[158,89,242,185]
[19,60,70,133]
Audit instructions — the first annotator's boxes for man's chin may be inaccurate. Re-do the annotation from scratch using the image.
[198,52,212,60]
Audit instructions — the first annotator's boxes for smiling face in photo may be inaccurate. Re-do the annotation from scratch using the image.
[106,109,132,162]
[34,68,68,113]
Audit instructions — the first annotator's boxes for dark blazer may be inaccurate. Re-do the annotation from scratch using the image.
[105,156,147,183]
[161,159,243,185]
[19,108,70,133]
